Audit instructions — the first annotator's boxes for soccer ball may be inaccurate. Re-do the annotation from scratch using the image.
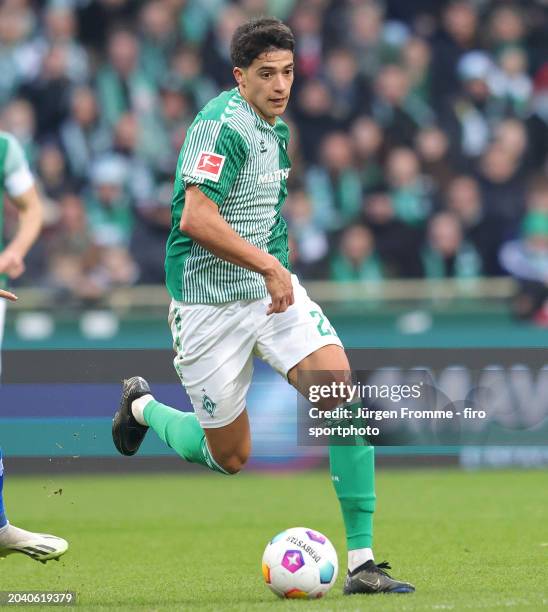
[261,527,338,599]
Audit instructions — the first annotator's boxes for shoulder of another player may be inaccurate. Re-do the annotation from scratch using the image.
[0,130,18,155]
[0,130,23,148]
[0,131,28,169]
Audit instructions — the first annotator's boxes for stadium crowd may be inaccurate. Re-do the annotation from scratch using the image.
[1,0,547,305]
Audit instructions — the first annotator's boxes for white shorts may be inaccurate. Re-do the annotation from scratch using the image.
[169,275,343,428]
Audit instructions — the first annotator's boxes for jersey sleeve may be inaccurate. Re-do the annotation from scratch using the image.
[179,120,248,206]
[3,134,34,197]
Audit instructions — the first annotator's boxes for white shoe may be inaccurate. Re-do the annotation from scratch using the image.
[0,524,69,563]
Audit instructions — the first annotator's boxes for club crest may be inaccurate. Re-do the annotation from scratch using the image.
[201,389,217,417]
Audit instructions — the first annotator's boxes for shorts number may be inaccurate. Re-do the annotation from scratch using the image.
[310,310,336,337]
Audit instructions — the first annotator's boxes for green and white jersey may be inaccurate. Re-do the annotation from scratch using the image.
[165,87,292,303]
[0,131,34,287]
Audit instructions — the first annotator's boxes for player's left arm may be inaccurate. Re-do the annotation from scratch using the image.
[0,135,44,279]
[0,184,43,279]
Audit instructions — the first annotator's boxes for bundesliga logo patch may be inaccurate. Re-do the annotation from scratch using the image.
[193,151,226,182]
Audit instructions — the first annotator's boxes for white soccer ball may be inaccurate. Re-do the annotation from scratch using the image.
[261,527,338,599]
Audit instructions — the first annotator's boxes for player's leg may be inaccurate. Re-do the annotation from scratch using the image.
[289,348,412,593]
[0,301,68,563]
[257,275,414,594]
[255,281,377,565]
[113,379,252,475]
[138,390,251,474]
[113,300,254,474]
[287,347,379,581]
[0,448,68,563]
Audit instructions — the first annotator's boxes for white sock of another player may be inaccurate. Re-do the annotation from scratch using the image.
[131,394,154,426]
[348,547,374,572]
[0,523,36,545]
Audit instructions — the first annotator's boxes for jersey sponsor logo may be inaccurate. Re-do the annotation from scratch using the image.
[193,151,226,182]
[257,168,291,185]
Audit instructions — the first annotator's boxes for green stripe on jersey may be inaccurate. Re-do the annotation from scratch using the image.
[165,88,291,303]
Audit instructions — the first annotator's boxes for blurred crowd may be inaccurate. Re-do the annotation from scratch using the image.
[1,0,548,307]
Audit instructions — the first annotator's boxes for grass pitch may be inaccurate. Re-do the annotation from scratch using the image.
[1,468,546,611]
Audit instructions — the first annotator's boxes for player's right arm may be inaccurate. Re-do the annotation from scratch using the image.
[178,120,293,314]
[181,186,293,314]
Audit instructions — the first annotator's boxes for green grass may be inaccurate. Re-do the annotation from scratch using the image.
[1,469,547,611]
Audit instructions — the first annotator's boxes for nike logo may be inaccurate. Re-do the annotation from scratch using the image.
[358,576,381,590]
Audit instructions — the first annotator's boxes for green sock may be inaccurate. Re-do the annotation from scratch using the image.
[329,443,376,550]
[143,400,229,475]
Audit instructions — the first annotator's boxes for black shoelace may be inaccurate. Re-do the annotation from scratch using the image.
[370,560,393,577]
[350,559,394,578]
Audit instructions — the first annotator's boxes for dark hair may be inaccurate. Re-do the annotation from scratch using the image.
[230,18,295,68]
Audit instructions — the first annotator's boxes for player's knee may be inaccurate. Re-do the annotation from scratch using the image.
[216,450,249,475]
[333,369,352,388]
[316,371,353,411]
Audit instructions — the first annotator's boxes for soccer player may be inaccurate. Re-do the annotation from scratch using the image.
[113,18,414,594]
[0,131,68,563]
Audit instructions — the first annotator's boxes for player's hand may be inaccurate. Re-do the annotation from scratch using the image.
[0,249,25,279]
[264,261,294,315]
[0,289,18,301]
